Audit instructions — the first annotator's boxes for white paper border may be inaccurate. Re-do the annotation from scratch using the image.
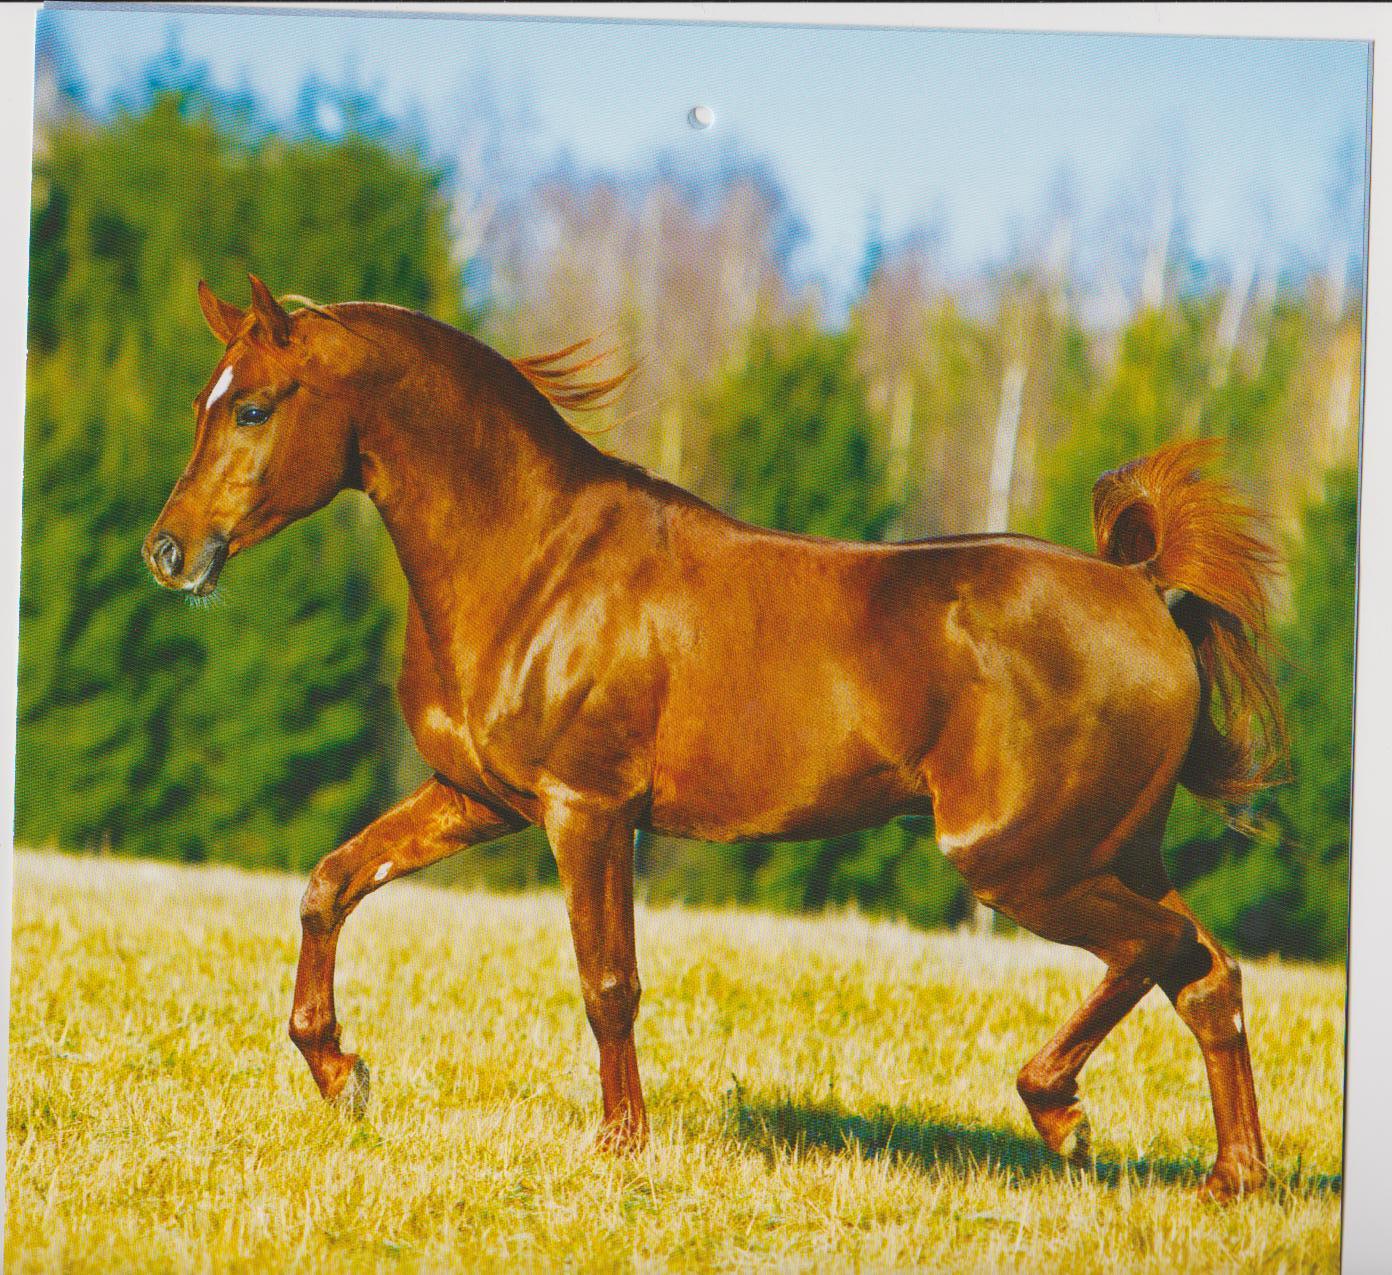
[0,5,1384,1270]
[0,3,39,1261]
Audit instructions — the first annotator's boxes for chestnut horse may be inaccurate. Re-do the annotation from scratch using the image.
[145,276,1285,1201]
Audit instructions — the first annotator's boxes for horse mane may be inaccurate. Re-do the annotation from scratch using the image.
[280,294,378,343]
[280,293,341,323]
[280,295,636,433]
[511,337,636,426]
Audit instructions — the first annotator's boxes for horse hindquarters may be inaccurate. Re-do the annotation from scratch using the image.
[925,577,1265,1197]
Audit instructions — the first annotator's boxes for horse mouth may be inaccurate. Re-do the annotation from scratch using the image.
[183,537,229,596]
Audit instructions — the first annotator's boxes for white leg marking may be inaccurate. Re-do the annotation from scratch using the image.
[936,817,1001,860]
[374,861,392,883]
[205,365,234,410]
[1233,1011,1244,1035]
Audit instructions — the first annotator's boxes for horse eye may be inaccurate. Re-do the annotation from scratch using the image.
[235,404,271,427]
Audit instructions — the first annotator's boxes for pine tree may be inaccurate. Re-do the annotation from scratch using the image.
[18,81,464,868]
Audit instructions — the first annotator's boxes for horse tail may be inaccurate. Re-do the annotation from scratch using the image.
[1091,438,1288,805]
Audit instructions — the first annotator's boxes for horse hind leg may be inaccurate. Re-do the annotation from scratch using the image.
[1006,873,1197,1168]
[1151,888,1266,1201]
[997,850,1266,1200]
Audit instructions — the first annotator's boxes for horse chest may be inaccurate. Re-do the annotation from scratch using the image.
[395,614,483,783]
[397,616,634,818]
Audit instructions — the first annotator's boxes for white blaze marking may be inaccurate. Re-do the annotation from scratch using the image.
[205,365,234,410]
[374,861,392,883]
[1233,1012,1244,1035]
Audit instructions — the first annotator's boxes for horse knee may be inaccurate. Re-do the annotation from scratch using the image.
[583,971,641,1043]
[299,872,342,937]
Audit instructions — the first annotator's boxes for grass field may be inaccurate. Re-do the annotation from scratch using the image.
[6,849,1344,1273]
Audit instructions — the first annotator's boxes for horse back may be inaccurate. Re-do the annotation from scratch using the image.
[649,504,1199,845]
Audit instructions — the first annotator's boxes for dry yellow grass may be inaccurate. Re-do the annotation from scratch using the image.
[6,849,1343,1273]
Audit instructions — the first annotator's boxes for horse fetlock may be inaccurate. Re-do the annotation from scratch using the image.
[595,1103,649,1155]
[1016,1063,1076,1111]
[289,1008,364,1109]
[1023,1091,1092,1164]
[1199,1151,1266,1203]
[1017,1067,1094,1164]
[288,1003,337,1053]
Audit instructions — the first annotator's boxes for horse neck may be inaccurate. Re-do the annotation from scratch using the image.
[350,320,615,662]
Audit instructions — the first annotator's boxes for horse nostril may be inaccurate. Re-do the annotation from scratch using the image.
[153,532,183,578]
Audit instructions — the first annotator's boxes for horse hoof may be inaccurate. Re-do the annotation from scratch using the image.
[1196,1159,1265,1203]
[333,1057,371,1120]
[1056,1112,1093,1168]
[594,1116,648,1155]
[1026,1097,1092,1168]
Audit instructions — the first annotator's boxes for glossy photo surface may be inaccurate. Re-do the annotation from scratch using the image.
[8,10,1367,1271]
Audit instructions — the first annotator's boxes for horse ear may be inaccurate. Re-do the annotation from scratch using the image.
[247,273,291,346]
[197,280,244,345]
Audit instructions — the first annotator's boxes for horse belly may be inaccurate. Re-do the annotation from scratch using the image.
[649,656,936,842]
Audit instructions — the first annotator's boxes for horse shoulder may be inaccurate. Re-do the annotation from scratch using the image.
[447,490,671,810]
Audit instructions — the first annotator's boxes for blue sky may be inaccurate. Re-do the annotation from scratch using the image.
[41,8,1370,302]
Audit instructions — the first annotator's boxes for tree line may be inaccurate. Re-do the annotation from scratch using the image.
[17,61,1360,961]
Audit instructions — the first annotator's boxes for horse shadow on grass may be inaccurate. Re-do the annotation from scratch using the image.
[725,1090,1341,1199]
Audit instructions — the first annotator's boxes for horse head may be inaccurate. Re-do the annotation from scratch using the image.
[143,275,366,596]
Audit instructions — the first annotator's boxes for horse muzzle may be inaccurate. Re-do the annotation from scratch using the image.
[143,529,229,596]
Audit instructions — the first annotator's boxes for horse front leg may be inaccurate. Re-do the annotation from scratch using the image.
[289,776,515,1114]
[544,800,648,1152]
